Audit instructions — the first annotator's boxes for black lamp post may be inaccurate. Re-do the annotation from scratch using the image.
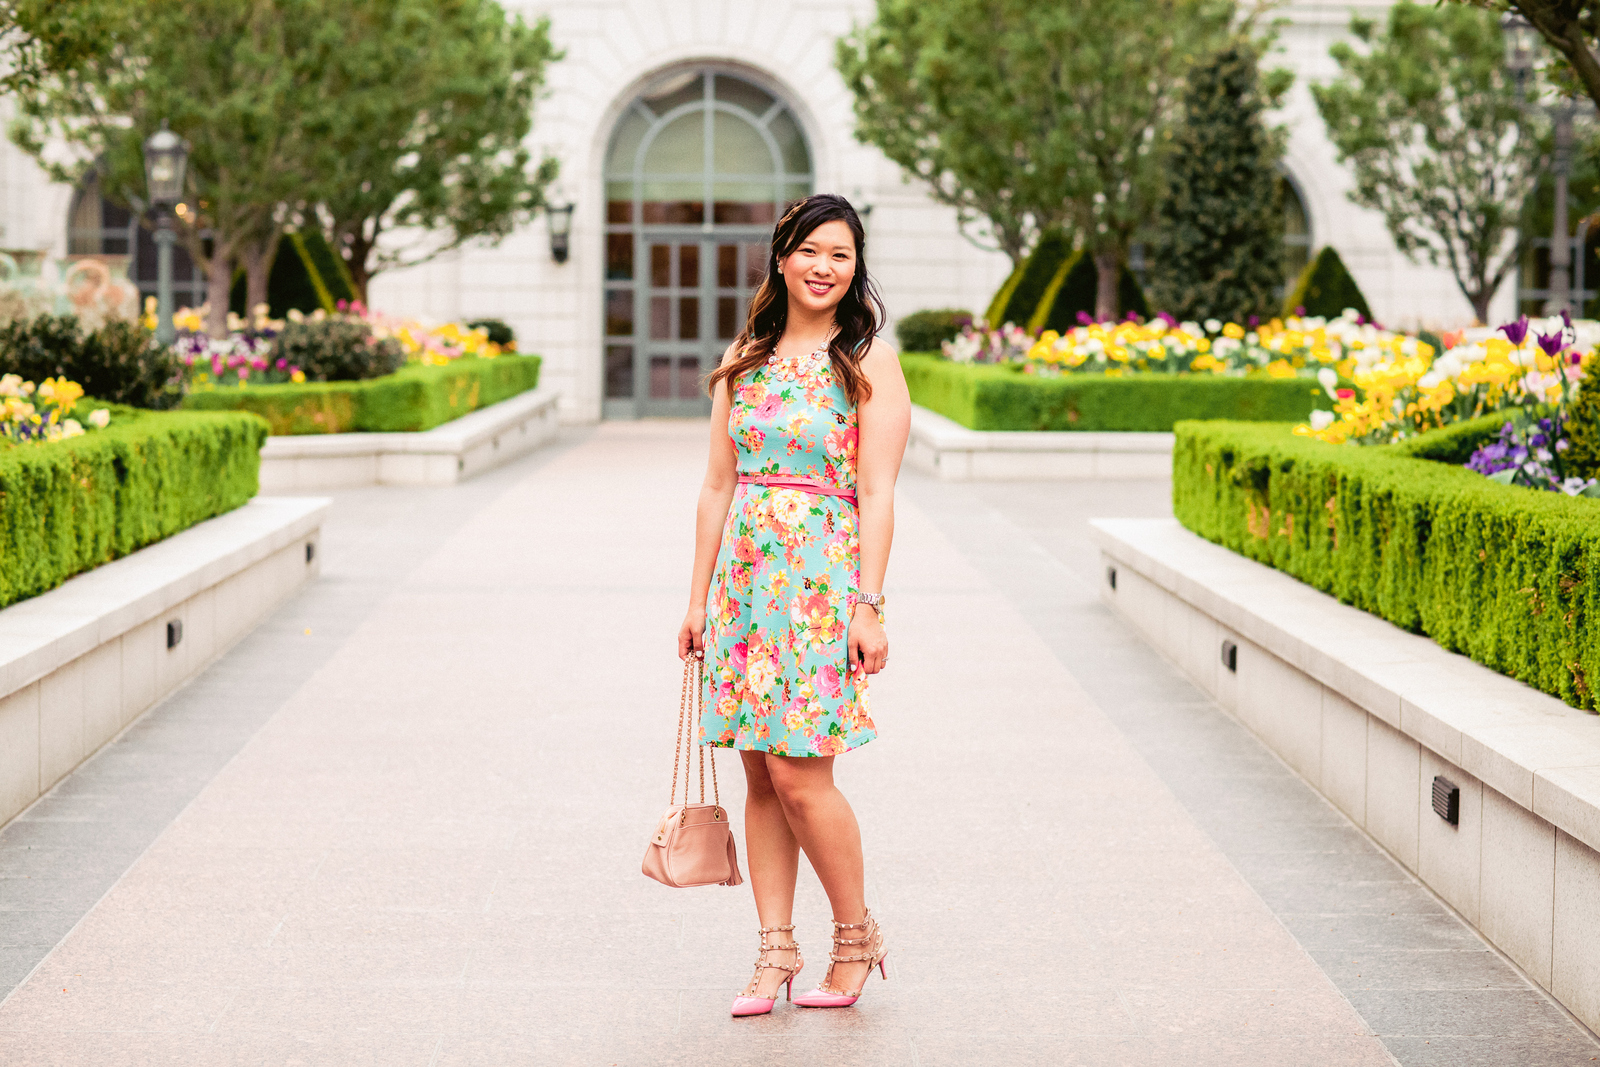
[1504,14,1575,314]
[142,121,189,344]
[547,202,574,264]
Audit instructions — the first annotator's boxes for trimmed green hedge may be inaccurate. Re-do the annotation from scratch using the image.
[902,353,1323,432]
[180,354,541,434]
[0,406,266,610]
[1173,418,1600,709]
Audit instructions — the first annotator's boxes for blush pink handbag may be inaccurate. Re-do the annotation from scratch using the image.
[641,651,744,889]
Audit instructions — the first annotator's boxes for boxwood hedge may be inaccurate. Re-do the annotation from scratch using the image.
[902,353,1323,432]
[0,406,266,610]
[1173,417,1600,709]
[180,354,541,435]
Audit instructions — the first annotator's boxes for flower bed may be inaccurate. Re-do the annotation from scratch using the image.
[902,353,1322,432]
[1173,417,1600,709]
[178,354,542,435]
[0,403,266,609]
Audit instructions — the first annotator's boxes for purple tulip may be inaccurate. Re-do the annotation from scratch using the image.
[1499,315,1530,346]
[1158,312,1177,328]
[1077,311,1093,326]
[1537,331,1565,357]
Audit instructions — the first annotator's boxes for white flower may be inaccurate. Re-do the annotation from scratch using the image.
[60,419,84,438]
[1204,318,1222,334]
[1316,367,1339,399]
[88,408,110,429]
[1310,410,1336,431]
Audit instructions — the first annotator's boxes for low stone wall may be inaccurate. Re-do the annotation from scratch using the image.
[1093,517,1600,1034]
[0,497,328,827]
[907,404,1172,481]
[259,387,560,492]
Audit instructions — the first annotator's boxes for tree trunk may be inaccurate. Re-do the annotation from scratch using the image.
[240,231,280,321]
[205,242,233,339]
[340,222,374,305]
[1470,286,1492,327]
[1093,250,1121,323]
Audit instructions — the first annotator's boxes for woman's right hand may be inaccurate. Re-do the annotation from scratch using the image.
[678,606,707,660]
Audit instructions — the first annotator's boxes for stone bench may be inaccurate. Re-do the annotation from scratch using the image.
[905,404,1172,481]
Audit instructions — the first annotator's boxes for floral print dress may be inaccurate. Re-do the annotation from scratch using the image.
[700,338,876,757]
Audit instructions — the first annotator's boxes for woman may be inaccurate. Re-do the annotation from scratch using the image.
[677,193,910,1017]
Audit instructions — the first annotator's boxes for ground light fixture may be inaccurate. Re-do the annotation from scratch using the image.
[142,121,190,346]
[547,202,575,264]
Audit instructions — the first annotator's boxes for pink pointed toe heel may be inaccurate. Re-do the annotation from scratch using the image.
[730,924,804,1017]
[792,909,887,1008]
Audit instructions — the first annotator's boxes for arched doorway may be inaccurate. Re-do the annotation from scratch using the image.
[1282,173,1312,294]
[602,67,814,417]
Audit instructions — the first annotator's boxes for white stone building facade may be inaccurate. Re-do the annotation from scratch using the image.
[0,0,1517,421]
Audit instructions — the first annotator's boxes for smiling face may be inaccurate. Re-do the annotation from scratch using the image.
[776,219,857,317]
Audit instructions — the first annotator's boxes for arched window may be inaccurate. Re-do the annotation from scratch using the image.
[602,68,814,417]
[1283,174,1312,293]
[67,170,205,312]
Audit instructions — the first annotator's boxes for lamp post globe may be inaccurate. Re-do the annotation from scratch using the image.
[142,121,190,346]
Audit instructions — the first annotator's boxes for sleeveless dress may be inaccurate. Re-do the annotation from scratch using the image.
[699,338,877,757]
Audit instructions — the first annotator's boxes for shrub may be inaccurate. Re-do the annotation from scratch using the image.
[180,353,542,434]
[1038,253,1149,332]
[996,229,1072,326]
[1568,351,1600,480]
[1285,246,1372,320]
[902,353,1321,431]
[0,314,182,409]
[0,406,265,609]
[270,317,403,382]
[1173,418,1600,709]
[467,319,516,347]
[896,309,972,352]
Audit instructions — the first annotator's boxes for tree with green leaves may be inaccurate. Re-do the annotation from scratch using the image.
[1147,42,1290,323]
[837,0,1234,318]
[1313,2,1544,323]
[10,0,343,336]
[308,0,559,302]
[1444,2,1600,112]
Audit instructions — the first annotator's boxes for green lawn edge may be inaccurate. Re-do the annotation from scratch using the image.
[180,354,542,434]
[901,352,1324,432]
[1172,418,1600,710]
[0,406,267,610]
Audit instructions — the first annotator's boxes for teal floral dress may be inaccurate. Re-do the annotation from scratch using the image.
[700,339,876,757]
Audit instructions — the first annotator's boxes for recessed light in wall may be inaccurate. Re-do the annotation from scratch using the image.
[1221,640,1238,673]
[166,619,183,650]
[1432,775,1460,825]
[1106,566,1117,591]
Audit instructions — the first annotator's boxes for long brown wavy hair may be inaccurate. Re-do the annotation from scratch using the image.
[707,193,886,405]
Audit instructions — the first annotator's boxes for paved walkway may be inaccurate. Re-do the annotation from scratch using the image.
[1,421,1597,1065]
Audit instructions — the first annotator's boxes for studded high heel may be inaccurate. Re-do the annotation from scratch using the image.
[792,909,887,1008]
[730,924,804,1017]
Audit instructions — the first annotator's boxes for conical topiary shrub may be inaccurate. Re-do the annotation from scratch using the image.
[1039,252,1149,331]
[1284,246,1372,320]
[991,229,1072,327]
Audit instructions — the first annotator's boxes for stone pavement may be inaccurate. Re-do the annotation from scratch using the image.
[1,421,1597,1066]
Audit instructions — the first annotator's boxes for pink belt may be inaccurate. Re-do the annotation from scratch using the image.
[738,473,857,504]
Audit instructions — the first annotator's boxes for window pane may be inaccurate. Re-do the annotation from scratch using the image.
[718,296,738,339]
[650,296,671,340]
[651,244,671,287]
[606,198,632,225]
[678,243,699,287]
[641,200,705,225]
[767,110,812,174]
[641,70,703,116]
[713,201,775,225]
[607,234,634,281]
[605,345,634,398]
[679,296,700,340]
[714,111,776,175]
[714,75,773,116]
[605,108,650,174]
[649,355,673,398]
[718,244,737,288]
[1283,177,1309,238]
[677,356,701,398]
[745,245,767,288]
[605,289,633,336]
[643,112,705,174]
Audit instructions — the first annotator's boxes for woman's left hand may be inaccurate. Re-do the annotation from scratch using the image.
[848,604,888,675]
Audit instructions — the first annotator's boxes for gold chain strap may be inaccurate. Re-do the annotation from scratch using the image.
[669,651,719,809]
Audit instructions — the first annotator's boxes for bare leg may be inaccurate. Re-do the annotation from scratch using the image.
[739,751,800,997]
[763,753,873,995]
